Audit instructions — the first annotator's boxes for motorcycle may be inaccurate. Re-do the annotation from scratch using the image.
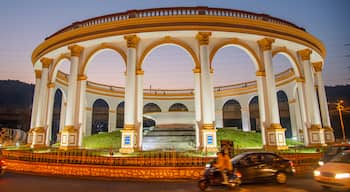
[198,161,241,191]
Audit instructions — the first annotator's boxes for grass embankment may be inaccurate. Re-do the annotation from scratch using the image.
[82,131,121,149]
[81,128,303,150]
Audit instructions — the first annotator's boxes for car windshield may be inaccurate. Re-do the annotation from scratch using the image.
[330,151,350,164]
[231,153,246,163]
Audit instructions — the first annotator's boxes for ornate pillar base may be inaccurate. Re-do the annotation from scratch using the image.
[30,127,46,148]
[308,125,326,146]
[264,124,288,151]
[201,126,218,153]
[323,127,335,144]
[26,129,34,146]
[59,126,79,149]
[119,128,137,154]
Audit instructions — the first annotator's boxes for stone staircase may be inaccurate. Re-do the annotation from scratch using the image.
[142,124,196,151]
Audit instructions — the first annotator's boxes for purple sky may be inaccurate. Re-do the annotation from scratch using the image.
[1,0,349,89]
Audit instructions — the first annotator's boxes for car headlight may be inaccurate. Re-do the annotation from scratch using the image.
[314,170,321,176]
[318,161,324,166]
[205,163,211,168]
[335,173,350,179]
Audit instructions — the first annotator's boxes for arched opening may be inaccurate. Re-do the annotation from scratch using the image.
[143,103,161,128]
[51,89,63,144]
[277,91,292,138]
[91,99,109,134]
[116,101,124,129]
[143,103,162,113]
[169,103,189,112]
[223,99,242,129]
[85,49,126,86]
[272,54,293,75]
[249,96,260,132]
[211,45,258,86]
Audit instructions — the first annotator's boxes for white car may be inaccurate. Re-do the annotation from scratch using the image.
[314,150,350,191]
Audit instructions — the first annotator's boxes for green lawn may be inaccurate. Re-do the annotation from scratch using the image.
[82,131,121,149]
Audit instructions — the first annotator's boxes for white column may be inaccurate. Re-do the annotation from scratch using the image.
[28,70,41,144]
[85,108,93,136]
[58,100,66,143]
[288,100,297,139]
[210,70,216,124]
[196,32,217,152]
[313,62,334,143]
[61,45,84,149]
[77,76,87,146]
[32,58,52,148]
[256,72,267,145]
[258,38,286,150]
[136,70,144,150]
[193,69,201,149]
[108,109,116,132]
[120,35,139,153]
[241,105,251,132]
[45,83,56,145]
[298,49,324,145]
[294,93,303,141]
[296,81,310,145]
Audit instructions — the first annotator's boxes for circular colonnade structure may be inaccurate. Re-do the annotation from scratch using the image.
[28,6,334,153]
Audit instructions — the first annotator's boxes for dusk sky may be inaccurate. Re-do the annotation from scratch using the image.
[1,0,349,89]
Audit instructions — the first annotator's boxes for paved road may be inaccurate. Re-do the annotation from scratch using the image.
[0,172,325,192]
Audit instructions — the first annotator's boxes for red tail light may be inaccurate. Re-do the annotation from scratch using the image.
[235,171,242,178]
[0,160,5,165]
[289,161,294,167]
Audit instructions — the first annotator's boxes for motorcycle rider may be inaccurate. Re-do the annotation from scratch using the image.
[215,151,233,184]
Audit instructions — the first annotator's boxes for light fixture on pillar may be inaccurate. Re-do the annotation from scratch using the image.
[336,100,346,143]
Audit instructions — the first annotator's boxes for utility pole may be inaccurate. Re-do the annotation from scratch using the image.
[336,100,346,143]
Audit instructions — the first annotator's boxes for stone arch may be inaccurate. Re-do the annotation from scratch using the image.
[277,90,292,138]
[116,101,124,128]
[143,103,162,113]
[81,43,127,74]
[222,99,242,129]
[248,95,260,131]
[210,38,262,71]
[137,37,200,71]
[49,54,71,83]
[91,99,109,134]
[169,103,189,112]
[272,47,302,77]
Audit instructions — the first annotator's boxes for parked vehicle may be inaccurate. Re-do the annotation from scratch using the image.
[318,143,350,166]
[0,158,6,175]
[314,150,350,190]
[198,160,241,191]
[231,152,295,184]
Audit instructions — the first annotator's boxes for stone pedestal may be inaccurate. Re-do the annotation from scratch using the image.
[31,127,46,148]
[308,125,326,147]
[201,127,217,152]
[264,124,288,151]
[324,127,335,144]
[119,129,136,154]
[60,126,79,150]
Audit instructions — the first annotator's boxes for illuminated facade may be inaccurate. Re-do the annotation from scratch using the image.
[28,7,334,152]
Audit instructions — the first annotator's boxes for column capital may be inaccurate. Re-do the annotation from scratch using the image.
[312,61,323,72]
[297,49,312,61]
[35,70,42,79]
[78,74,88,80]
[68,45,84,57]
[196,32,212,45]
[136,69,144,75]
[124,35,140,48]
[210,67,214,74]
[257,38,275,51]
[288,99,296,104]
[256,70,266,76]
[192,68,201,73]
[47,82,55,88]
[40,57,53,68]
[296,77,305,83]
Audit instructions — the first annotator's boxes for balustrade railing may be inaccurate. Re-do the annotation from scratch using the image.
[46,7,304,39]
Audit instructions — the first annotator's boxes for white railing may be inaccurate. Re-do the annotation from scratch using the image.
[46,7,304,39]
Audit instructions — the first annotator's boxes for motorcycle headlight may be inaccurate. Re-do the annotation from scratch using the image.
[313,170,321,176]
[335,173,350,179]
[318,161,324,166]
[205,163,211,168]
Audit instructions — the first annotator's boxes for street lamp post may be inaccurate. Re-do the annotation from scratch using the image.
[336,100,346,143]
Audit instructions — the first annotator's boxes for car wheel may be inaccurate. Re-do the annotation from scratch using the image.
[275,172,287,184]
